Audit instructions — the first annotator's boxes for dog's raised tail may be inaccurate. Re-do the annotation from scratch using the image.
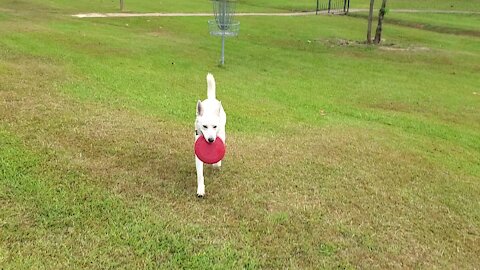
[207,73,216,99]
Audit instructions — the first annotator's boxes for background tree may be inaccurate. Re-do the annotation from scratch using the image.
[367,0,375,44]
[374,0,388,44]
[120,0,124,11]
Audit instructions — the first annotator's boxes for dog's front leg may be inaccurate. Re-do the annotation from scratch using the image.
[195,155,205,197]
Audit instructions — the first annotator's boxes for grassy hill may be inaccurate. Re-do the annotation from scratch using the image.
[1,0,479,268]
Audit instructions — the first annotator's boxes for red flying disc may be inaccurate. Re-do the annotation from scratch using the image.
[195,135,226,164]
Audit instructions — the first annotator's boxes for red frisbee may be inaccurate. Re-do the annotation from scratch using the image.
[195,135,226,164]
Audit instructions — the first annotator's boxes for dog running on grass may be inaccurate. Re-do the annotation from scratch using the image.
[194,73,226,197]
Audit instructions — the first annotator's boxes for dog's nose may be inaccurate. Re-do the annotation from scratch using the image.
[208,138,215,143]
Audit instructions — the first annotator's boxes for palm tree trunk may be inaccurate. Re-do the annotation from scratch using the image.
[374,0,387,44]
[367,0,375,44]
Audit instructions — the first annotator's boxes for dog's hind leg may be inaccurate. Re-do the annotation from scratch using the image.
[195,155,205,197]
[212,129,225,170]
[212,161,222,169]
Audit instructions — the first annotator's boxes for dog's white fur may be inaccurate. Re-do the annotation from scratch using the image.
[194,73,226,197]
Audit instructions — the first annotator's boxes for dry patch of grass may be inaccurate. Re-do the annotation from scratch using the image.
[319,38,431,52]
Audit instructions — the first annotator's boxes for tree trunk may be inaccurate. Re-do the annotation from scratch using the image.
[120,0,124,11]
[367,0,375,44]
[374,0,387,44]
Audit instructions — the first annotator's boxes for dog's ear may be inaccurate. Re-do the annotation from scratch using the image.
[196,100,203,116]
[217,101,222,116]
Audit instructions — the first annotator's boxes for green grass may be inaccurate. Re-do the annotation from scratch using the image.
[386,13,480,34]
[354,0,480,11]
[351,12,480,37]
[13,0,480,13]
[1,0,479,269]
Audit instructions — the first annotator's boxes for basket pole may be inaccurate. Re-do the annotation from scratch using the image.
[210,0,238,66]
[220,33,225,65]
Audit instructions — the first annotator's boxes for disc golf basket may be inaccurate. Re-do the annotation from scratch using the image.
[208,0,239,66]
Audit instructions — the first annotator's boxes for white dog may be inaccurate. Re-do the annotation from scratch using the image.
[194,73,226,197]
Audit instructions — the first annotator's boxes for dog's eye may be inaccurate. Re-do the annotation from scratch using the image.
[213,125,217,129]
[202,125,208,129]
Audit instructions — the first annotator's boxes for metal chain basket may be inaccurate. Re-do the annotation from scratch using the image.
[209,0,239,65]
[208,20,240,37]
[209,0,240,36]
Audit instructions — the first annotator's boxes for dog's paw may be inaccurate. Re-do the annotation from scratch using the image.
[197,186,205,198]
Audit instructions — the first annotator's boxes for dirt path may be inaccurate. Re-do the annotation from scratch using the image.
[72,9,480,18]
[72,11,329,18]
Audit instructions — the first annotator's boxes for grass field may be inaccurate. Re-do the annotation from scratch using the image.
[1,0,479,269]
[10,0,480,13]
